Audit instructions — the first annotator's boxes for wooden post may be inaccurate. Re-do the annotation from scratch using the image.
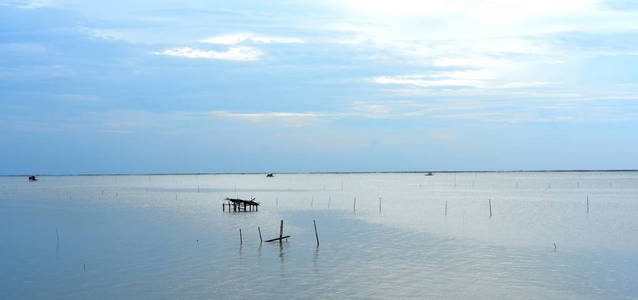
[378,197,382,214]
[587,195,589,213]
[313,220,319,247]
[445,200,448,216]
[239,228,243,245]
[353,197,357,212]
[489,199,492,218]
[258,226,263,243]
[279,220,284,243]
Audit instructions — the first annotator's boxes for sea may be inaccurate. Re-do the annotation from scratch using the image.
[1,172,637,299]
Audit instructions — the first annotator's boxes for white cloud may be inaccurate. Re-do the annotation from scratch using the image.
[153,47,262,61]
[341,0,602,20]
[371,71,495,88]
[209,110,339,127]
[210,111,327,119]
[497,82,554,89]
[200,33,304,45]
[373,76,485,88]
[3,0,53,9]
[432,57,501,68]
[371,69,556,91]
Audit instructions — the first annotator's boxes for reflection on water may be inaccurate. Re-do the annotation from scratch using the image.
[1,172,637,299]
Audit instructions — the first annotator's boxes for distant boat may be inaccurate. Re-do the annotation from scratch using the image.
[266,173,274,177]
[424,172,433,176]
[28,175,38,181]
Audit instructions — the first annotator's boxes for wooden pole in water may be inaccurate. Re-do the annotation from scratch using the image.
[239,228,243,245]
[353,197,357,212]
[445,200,448,216]
[378,197,382,214]
[587,195,590,213]
[313,220,319,247]
[489,199,493,218]
[279,220,284,243]
[258,226,263,243]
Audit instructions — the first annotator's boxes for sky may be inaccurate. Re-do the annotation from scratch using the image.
[1,0,638,174]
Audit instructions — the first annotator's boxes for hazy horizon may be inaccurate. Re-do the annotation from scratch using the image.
[4,169,638,177]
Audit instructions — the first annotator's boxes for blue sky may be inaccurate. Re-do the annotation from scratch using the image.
[1,0,638,174]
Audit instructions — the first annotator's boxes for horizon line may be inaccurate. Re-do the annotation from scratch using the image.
[1,169,637,177]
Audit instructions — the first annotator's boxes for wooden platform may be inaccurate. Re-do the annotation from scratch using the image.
[223,197,260,212]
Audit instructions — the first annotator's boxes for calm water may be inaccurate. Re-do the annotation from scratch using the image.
[1,172,637,299]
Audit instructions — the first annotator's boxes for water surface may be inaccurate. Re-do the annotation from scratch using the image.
[1,172,637,299]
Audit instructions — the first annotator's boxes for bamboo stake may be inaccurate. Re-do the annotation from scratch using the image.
[378,197,382,214]
[445,200,448,216]
[258,226,263,243]
[587,195,589,213]
[279,220,284,243]
[489,199,493,218]
[239,228,243,245]
[313,220,319,247]
[353,197,357,212]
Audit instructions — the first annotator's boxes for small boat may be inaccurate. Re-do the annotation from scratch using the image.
[266,173,274,177]
[424,172,433,176]
[28,175,38,181]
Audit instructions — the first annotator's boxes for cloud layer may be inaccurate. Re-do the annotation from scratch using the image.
[2,0,638,173]
[153,47,262,61]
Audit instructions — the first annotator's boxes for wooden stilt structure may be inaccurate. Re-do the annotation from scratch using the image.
[222,197,260,212]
